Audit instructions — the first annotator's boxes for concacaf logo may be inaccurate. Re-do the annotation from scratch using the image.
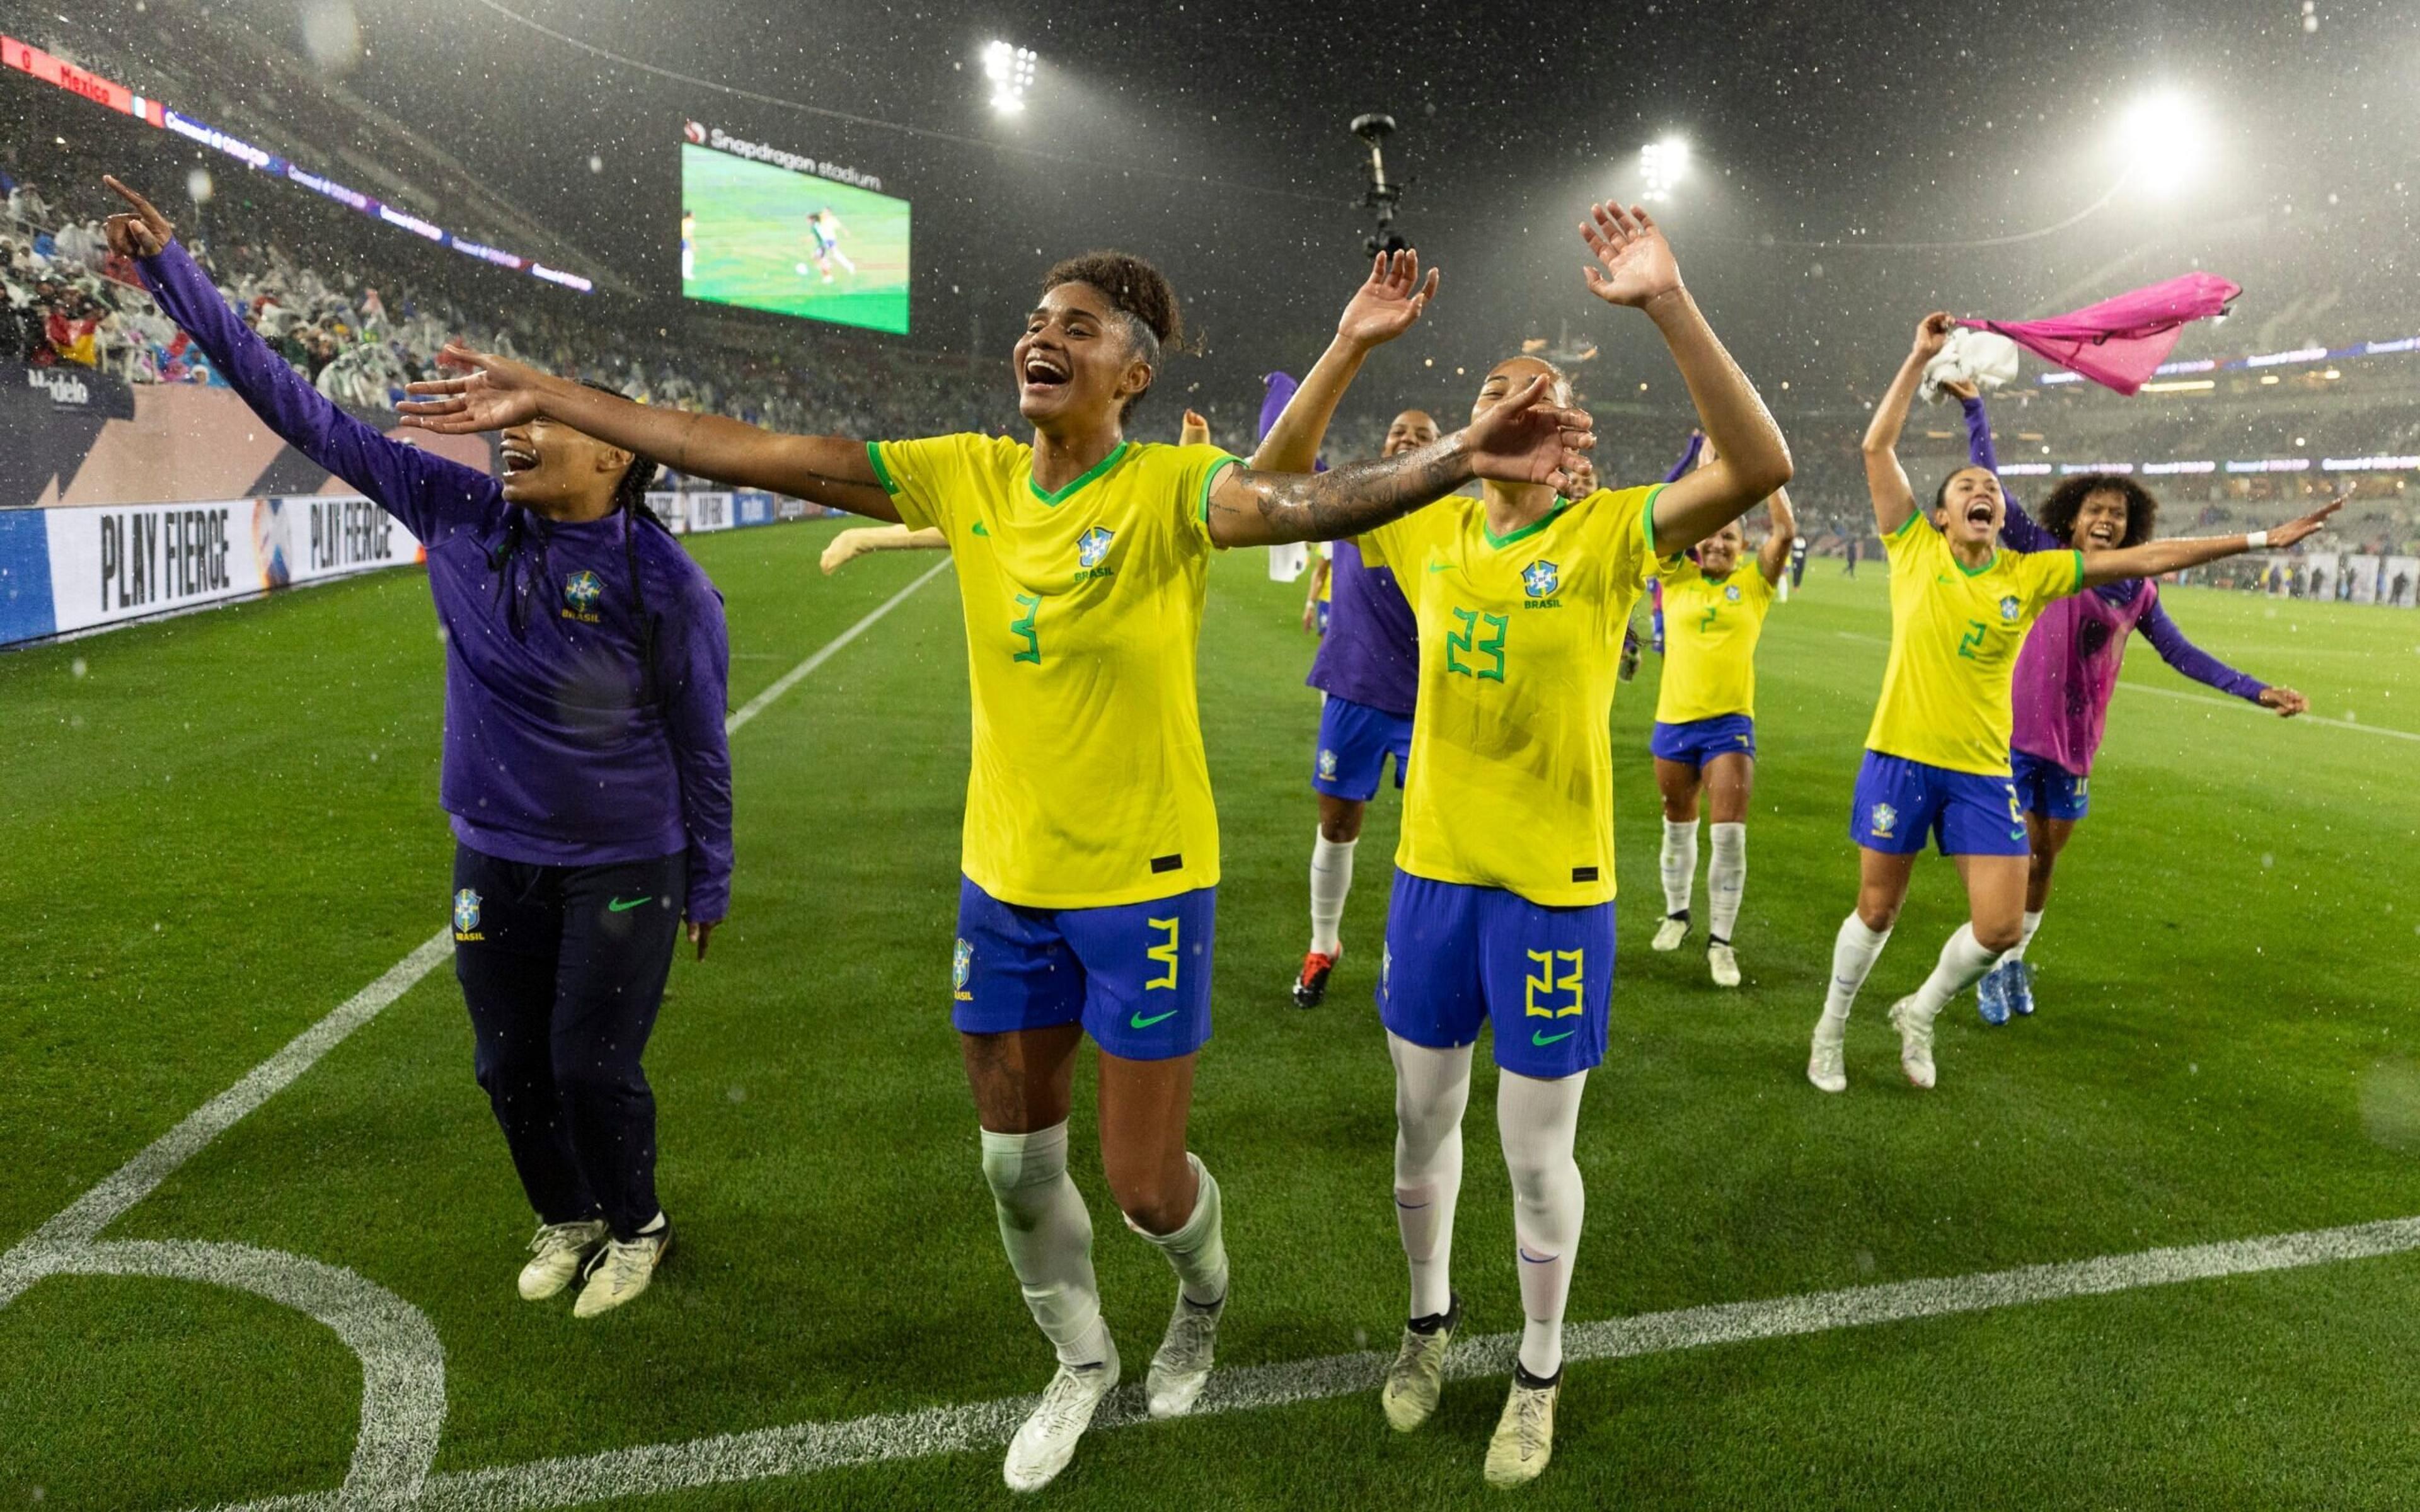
[1869,802,1898,839]
[564,570,603,615]
[1522,559,1560,598]
[1998,594,2021,622]
[452,888,482,934]
[1077,527,1115,569]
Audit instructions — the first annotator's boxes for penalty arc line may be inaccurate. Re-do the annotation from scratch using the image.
[202,1211,2420,1512]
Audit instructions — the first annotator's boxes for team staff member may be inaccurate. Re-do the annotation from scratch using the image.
[105,177,731,1319]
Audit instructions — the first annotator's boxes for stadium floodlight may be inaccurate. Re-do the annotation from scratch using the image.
[2116,91,2210,196]
[1640,136,1690,202]
[983,40,1038,115]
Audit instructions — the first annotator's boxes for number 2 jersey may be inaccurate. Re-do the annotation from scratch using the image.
[1652,557,1778,724]
[1357,485,1662,908]
[867,435,1240,908]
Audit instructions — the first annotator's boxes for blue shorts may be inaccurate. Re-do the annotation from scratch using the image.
[1377,870,1614,1080]
[952,877,1214,1061]
[1313,694,1413,803]
[1650,714,1756,768]
[2010,748,2090,822]
[1849,751,2029,857]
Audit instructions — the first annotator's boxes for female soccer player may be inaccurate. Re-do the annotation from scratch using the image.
[1647,447,1796,988]
[401,249,1593,1492]
[1261,200,1790,1487]
[1809,313,2337,1094]
[103,177,732,1318]
[1947,384,2308,1022]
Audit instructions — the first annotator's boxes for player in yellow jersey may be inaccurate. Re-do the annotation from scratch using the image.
[1258,201,1791,1488]
[1647,440,1795,988]
[1809,312,2339,1096]
[401,249,1594,1492]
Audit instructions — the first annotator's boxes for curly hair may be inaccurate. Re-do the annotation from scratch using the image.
[2036,472,2158,549]
[1040,251,1182,420]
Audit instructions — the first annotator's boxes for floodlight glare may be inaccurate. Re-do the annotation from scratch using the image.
[982,40,1039,115]
[1640,136,1690,202]
[2117,92,2209,195]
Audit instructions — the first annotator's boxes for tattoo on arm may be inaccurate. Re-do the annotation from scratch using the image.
[1211,438,1470,546]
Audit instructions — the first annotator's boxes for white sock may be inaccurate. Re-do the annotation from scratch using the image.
[1909,923,2003,1020]
[1707,822,1746,942]
[1388,1032,1471,1320]
[2006,909,2044,963]
[1127,1153,1229,1308]
[980,1122,1107,1366]
[1499,1068,1587,1379]
[1309,831,1356,957]
[1659,818,1699,919]
[1823,913,1893,1027]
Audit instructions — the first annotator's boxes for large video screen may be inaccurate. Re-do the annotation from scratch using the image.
[680,138,910,334]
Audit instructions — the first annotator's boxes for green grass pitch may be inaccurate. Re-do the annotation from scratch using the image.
[4,522,2419,1509]
[681,144,910,334]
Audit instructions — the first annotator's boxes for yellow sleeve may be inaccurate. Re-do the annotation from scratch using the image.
[2019,546,2087,611]
[1161,442,1242,549]
[867,435,979,534]
[1600,484,1664,590]
[1743,563,1779,608]
[1881,510,1938,570]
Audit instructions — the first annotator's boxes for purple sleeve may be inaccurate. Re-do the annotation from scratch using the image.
[660,568,734,920]
[1964,394,2059,553]
[136,239,497,544]
[2138,592,2266,702]
[1662,432,1705,483]
[1961,394,1999,475]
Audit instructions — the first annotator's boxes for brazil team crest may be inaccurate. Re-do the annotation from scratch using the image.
[1869,802,1898,839]
[452,888,483,935]
[952,937,973,992]
[1318,747,1339,780]
[1724,583,1743,602]
[1998,594,2021,621]
[1522,559,1559,598]
[563,570,603,621]
[1077,527,1115,569]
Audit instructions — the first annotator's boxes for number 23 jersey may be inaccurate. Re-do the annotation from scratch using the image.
[1358,484,1661,907]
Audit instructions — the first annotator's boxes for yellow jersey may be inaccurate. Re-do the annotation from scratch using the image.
[1864,512,2083,775]
[868,435,1240,907]
[1652,557,1778,723]
[1359,485,1662,907]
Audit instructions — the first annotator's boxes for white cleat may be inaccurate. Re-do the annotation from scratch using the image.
[1707,942,1741,988]
[517,1218,608,1301]
[1807,1019,1847,1094]
[1004,1332,1121,1492]
[1483,1369,1561,1488]
[1381,1293,1461,1432]
[1887,996,1937,1090]
[1651,915,1691,952]
[1146,1292,1224,1419]
[572,1224,672,1318]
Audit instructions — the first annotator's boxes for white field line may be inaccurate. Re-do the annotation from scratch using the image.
[1829,631,2415,740]
[202,1211,2420,1512]
[3,563,947,1509]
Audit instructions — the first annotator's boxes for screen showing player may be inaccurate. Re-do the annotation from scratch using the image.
[679,139,909,334]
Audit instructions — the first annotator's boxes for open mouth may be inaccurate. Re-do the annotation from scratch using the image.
[500,444,539,477]
[2088,525,2119,546]
[1022,351,1069,393]
[1964,501,1994,527]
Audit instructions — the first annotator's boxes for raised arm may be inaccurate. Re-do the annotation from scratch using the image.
[1574,203,1792,558]
[403,343,900,522]
[1756,486,1797,585]
[1949,381,2059,551]
[1664,430,1705,483]
[1207,372,1592,547]
[1862,313,1954,539]
[1250,250,1438,473]
[102,176,492,543]
[2079,500,2339,590]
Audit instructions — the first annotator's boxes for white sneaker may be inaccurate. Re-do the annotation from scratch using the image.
[1887,996,1937,1090]
[1807,1017,1847,1094]
[1483,1369,1560,1487]
[572,1224,672,1318]
[1707,942,1741,988]
[1651,915,1690,952]
[1146,1292,1223,1419]
[1381,1293,1461,1431]
[517,1218,608,1301]
[1004,1332,1121,1492]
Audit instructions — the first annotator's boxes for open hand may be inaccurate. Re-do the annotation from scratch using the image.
[1337,249,1439,348]
[1463,373,1596,498]
[1179,408,1211,447]
[101,176,173,258]
[1579,202,1681,308]
[2267,497,2342,551]
[398,341,548,433]
[1941,378,1980,401]
[821,529,882,575]
[2258,686,2308,718]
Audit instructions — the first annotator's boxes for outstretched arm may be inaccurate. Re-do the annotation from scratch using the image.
[403,343,900,522]
[2136,596,2297,711]
[1756,487,1797,585]
[2080,500,2339,589]
[821,524,947,575]
[1862,313,1954,539]
[1251,250,1439,472]
[1206,373,1593,547]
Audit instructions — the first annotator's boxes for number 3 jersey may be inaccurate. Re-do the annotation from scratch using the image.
[1357,485,1661,908]
[1865,511,2083,776]
[868,435,1240,908]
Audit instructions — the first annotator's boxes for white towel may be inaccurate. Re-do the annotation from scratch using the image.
[1920,328,2021,404]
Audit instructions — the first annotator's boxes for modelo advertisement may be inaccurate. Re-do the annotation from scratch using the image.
[38,495,422,637]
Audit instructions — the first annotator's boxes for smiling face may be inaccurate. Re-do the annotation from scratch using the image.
[1470,357,1569,425]
[1696,518,1748,575]
[2071,487,2130,550]
[497,415,629,515]
[1930,465,2005,550]
[1013,281,1151,432]
[1382,410,1440,457]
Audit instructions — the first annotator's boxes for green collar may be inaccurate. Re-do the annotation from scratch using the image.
[1952,546,1998,576]
[1483,498,1570,549]
[1028,441,1129,507]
